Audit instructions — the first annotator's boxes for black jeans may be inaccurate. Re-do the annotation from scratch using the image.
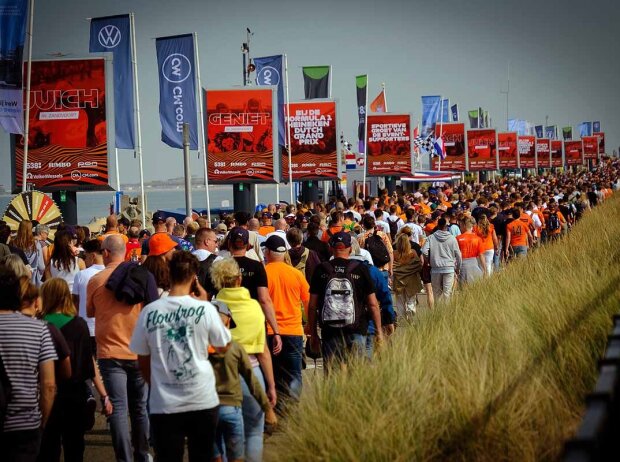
[0,428,42,462]
[150,407,219,462]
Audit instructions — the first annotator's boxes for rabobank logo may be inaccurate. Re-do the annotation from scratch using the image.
[256,66,280,86]
[98,25,122,48]
[162,54,192,83]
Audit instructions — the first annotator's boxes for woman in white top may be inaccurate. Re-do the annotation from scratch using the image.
[44,230,84,292]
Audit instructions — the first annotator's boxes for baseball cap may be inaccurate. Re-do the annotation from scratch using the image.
[148,233,178,256]
[229,227,249,245]
[261,211,272,219]
[329,231,352,249]
[261,235,287,252]
[152,211,167,224]
[215,223,228,234]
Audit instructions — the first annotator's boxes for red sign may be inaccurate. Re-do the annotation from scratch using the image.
[564,140,583,166]
[536,138,551,168]
[467,129,497,171]
[206,88,276,183]
[518,135,536,168]
[497,132,518,169]
[366,114,412,176]
[431,123,466,171]
[593,132,605,154]
[285,101,338,181]
[582,136,599,159]
[14,59,110,192]
[551,140,563,167]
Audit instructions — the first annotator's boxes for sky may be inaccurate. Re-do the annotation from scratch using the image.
[1,0,619,189]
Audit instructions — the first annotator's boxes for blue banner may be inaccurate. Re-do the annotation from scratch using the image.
[90,15,135,149]
[545,125,556,139]
[0,0,28,134]
[421,95,441,136]
[535,125,543,138]
[451,104,458,122]
[593,121,600,133]
[254,55,285,147]
[155,34,198,150]
[508,119,519,132]
[579,122,592,137]
[441,98,449,122]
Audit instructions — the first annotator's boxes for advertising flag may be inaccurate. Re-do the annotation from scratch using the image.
[431,123,466,171]
[366,113,412,176]
[545,125,557,139]
[254,55,285,146]
[579,122,592,137]
[478,107,484,128]
[285,100,337,181]
[562,126,572,140]
[0,0,28,134]
[421,95,441,136]
[206,88,277,183]
[593,121,601,133]
[303,65,330,99]
[369,88,386,113]
[593,132,605,154]
[441,98,449,122]
[468,109,479,129]
[551,140,563,167]
[536,138,551,168]
[14,58,110,191]
[508,119,518,132]
[518,135,536,168]
[355,75,367,153]
[534,125,543,138]
[497,132,518,169]
[156,34,198,150]
[451,104,458,122]
[582,136,598,160]
[90,15,134,149]
[564,140,583,166]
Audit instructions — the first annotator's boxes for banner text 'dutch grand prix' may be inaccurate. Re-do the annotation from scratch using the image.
[564,140,583,166]
[366,114,412,176]
[14,58,110,192]
[467,129,497,171]
[431,123,466,171]
[206,88,276,183]
[582,136,599,160]
[497,132,518,169]
[551,140,563,167]
[536,138,551,168]
[285,100,338,181]
[518,135,536,169]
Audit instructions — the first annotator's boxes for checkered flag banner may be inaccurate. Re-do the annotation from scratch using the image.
[413,134,437,156]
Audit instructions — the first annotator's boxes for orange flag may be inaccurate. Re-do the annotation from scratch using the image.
[369,90,386,113]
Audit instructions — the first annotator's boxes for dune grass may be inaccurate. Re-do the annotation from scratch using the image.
[267,196,620,461]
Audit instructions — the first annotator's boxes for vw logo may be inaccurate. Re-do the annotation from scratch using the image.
[161,53,192,83]
[256,66,280,86]
[98,25,122,49]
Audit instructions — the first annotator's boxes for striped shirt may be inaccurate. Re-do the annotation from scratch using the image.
[0,312,57,432]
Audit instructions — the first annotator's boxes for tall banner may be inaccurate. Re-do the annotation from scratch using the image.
[431,122,466,171]
[518,135,536,168]
[421,95,441,136]
[582,136,598,160]
[534,125,544,138]
[564,140,583,166]
[254,55,285,147]
[562,126,572,140]
[303,65,329,99]
[0,0,28,134]
[467,129,497,171]
[579,122,592,137]
[497,132,518,169]
[468,109,479,129]
[89,15,134,149]
[593,131,605,154]
[206,88,277,183]
[593,121,601,133]
[441,98,449,122]
[355,75,367,153]
[536,138,551,168]
[551,140,563,167]
[451,103,458,122]
[155,34,198,150]
[14,58,110,191]
[544,125,557,139]
[366,113,412,176]
[285,100,337,181]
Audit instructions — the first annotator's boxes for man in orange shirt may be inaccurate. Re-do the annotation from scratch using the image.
[98,215,129,244]
[543,202,566,241]
[505,209,533,258]
[258,212,275,236]
[321,210,348,243]
[262,235,309,405]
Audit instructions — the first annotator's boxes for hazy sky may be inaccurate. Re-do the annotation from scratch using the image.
[1,0,618,188]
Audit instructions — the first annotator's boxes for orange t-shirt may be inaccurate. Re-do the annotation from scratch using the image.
[265,261,310,336]
[506,220,529,247]
[519,213,535,232]
[98,230,129,244]
[543,210,566,236]
[321,225,347,242]
[419,203,431,216]
[258,225,275,237]
[474,223,495,251]
[424,222,437,235]
[456,232,485,258]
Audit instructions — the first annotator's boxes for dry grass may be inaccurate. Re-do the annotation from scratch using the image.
[267,196,620,462]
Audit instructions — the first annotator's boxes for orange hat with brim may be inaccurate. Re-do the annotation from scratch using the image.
[149,233,178,256]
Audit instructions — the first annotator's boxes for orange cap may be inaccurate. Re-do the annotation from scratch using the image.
[148,233,178,256]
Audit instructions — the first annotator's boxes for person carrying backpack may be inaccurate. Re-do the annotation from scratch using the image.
[307,232,383,371]
[284,228,321,284]
[356,216,393,288]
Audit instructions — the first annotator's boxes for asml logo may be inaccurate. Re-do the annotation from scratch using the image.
[98,25,121,49]
[162,54,192,83]
[256,66,280,86]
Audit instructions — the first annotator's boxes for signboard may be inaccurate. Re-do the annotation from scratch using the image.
[564,140,583,166]
[536,138,551,168]
[518,135,536,168]
[365,113,412,176]
[551,140,563,167]
[467,129,497,171]
[582,135,599,160]
[431,122,466,171]
[497,132,518,169]
[205,88,277,183]
[14,58,110,192]
[593,131,605,154]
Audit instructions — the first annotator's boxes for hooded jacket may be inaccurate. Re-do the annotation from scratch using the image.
[421,230,462,274]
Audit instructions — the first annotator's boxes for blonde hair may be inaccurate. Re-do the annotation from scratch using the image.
[394,234,415,264]
[12,220,35,252]
[1,254,31,279]
[19,276,39,310]
[209,258,242,290]
[40,278,76,317]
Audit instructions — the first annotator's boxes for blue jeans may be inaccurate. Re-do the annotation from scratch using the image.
[513,245,528,258]
[321,330,367,370]
[268,335,303,404]
[214,406,245,460]
[240,365,265,462]
[98,359,150,462]
[365,333,375,359]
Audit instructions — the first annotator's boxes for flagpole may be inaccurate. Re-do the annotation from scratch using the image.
[382,82,387,112]
[114,148,121,191]
[438,97,444,172]
[361,76,368,198]
[193,33,211,224]
[285,54,293,204]
[21,0,35,192]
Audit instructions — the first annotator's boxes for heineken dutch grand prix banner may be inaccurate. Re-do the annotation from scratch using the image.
[366,114,412,176]
[14,58,110,191]
[206,87,277,183]
[497,132,518,169]
[431,122,466,171]
[467,129,497,171]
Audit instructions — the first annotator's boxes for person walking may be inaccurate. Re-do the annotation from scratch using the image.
[421,218,462,302]
[456,216,486,284]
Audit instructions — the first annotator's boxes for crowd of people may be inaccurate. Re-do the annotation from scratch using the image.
[0,159,618,462]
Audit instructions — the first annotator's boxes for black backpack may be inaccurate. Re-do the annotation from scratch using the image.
[547,213,561,233]
[0,356,12,432]
[364,229,391,267]
[387,217,399,241]
[197,254,218,294]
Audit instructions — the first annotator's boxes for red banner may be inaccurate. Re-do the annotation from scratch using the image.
[14,59,110,192]
[551,140,563,167]
[518,135,536,168]
[497,132,518,169]
[467,129,497,171]
[536,138,551,168]
[366,114,412,176]
[284,101,338,181]
[431,123,466,171]
[206,88,276,183]
[564,140,583,166]
[582,136,598,159]
[593,131,605,154]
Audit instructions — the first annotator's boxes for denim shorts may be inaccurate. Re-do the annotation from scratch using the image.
[213,405,245,460]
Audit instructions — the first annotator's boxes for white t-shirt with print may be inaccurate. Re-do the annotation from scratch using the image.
[130,295,231,414]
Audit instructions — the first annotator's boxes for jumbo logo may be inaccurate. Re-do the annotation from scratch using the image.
[256,66,280,86]
[162,53,192,83]
[98,25,122,49]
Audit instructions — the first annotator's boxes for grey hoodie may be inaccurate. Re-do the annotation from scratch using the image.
[421,230,462,274]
